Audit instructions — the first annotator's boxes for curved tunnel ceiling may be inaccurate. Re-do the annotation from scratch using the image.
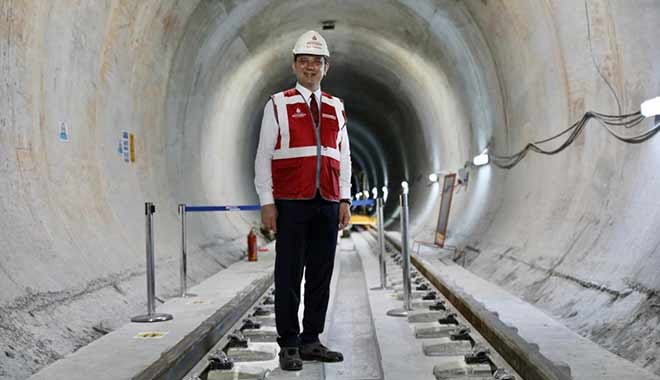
[3,0,660,378]
[167,0,497,231]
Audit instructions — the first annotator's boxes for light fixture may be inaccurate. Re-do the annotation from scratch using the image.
[428,173,439,183]
[401,181,409,194]
[372,187,378,198]
[355,193,362,200]
[472,149,489,167]
[641,96,660,118]
[363,190,370,199]
[382,186,389,202]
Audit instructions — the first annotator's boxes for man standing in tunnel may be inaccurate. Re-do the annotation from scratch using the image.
[254,30,352,371]
[254,31,351,371]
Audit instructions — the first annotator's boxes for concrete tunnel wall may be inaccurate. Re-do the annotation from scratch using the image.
[1,0,660,378]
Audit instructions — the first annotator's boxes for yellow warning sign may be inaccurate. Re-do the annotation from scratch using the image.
[134,331,167,339]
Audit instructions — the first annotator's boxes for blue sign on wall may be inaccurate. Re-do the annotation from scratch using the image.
[58,122,70,142]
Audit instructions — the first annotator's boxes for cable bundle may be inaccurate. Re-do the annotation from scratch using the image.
[490,111,659,169]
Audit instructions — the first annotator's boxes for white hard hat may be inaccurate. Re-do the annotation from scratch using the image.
[292,30,330,57]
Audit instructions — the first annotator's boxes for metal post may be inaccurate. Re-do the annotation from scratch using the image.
[371,198,388,290]
[378,198,387,289]
[145,202,156,315]
[401,191,412,311]
[178,204,196,298]
[387,189,412,317]
[132,202,174,323]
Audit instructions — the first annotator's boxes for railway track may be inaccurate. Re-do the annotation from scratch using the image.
[182,229,523,380]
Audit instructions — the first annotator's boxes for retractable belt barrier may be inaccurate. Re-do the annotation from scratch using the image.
[387,187,413,317]
[369,198,389,291]
[351,199,375,207]
[177,200,380,299]
[131,202,174,323]
[178,204,261,298]
[185,205,261,212]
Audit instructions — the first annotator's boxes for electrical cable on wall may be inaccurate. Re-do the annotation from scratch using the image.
[489,109,660,170]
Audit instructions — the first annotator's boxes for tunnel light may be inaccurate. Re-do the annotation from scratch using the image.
[372,187,378,198]
[428,173,439,183]
[382,186,389,202]
[641,96,660,118]
[355,193,362,200]
[363,190,370,199]
[472,149,490,167]
[401,181,409,194]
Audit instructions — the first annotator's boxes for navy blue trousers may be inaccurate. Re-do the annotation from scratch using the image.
[274,192,339,348]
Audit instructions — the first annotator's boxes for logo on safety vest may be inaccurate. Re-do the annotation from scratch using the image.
[292,107,306,119]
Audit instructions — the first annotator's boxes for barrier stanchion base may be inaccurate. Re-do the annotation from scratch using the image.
[131,313,174,323]
[386,307,410,317]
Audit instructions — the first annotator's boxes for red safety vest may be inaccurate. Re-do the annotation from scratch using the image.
[270,88,347,201]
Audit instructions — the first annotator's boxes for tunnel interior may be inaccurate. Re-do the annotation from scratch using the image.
[166,0,496,235]
[2,0,660,378]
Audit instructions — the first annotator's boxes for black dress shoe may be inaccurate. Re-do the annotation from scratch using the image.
[299,342,344,362]
[278,347,303,371]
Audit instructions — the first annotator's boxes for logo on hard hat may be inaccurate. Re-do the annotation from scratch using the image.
[293,30,330,57]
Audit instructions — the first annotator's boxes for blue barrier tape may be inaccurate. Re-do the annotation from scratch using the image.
[185,205,261,212]
[351,199,376,207]
[184,200,376,212]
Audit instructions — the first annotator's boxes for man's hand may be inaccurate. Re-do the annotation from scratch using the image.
[339,202,351,229]
[261,204,277,233]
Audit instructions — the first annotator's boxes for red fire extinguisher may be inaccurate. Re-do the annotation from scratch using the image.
[247,229,257,262]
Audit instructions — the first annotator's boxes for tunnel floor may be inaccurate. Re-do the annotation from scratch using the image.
[323,236,382,380]
[174,230,660,380]
[30,231,660,380]
[190,232,505,380]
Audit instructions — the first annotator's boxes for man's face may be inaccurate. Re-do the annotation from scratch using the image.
[292,55,328,91]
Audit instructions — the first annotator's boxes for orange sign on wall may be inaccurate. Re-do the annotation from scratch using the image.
[129,133,135,163]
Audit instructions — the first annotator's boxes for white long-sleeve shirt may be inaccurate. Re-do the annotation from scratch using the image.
[254,83,352,205]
